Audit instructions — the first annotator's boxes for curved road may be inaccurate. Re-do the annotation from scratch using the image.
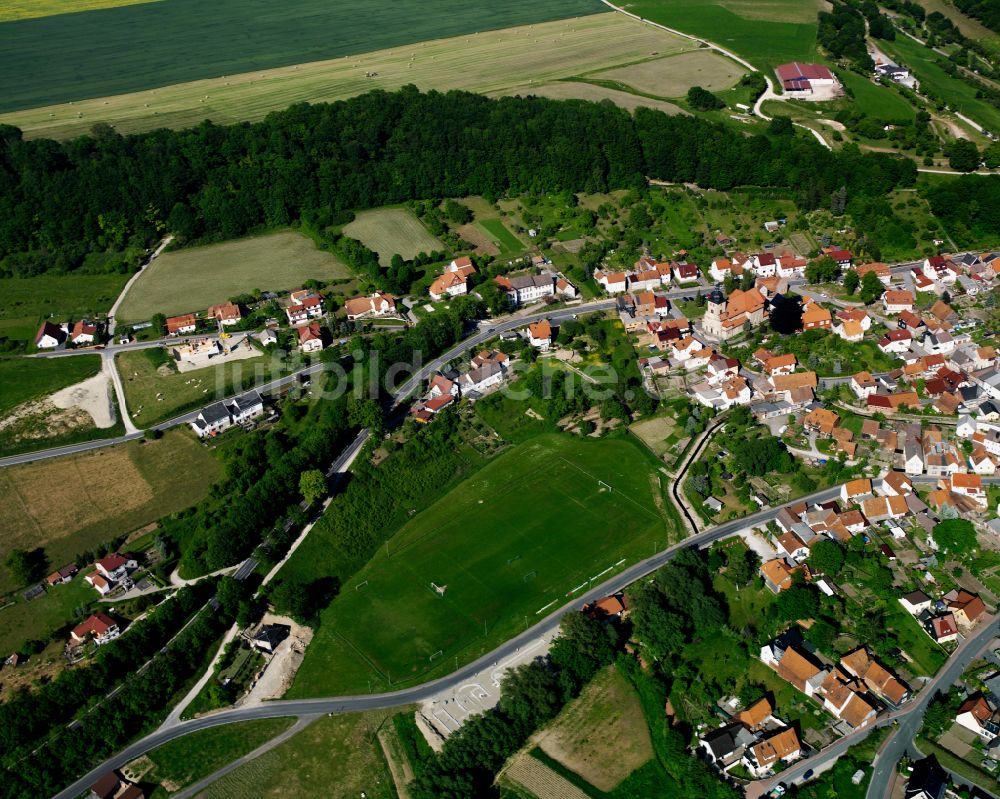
[50,481,843,799]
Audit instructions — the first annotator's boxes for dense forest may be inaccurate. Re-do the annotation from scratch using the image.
[922,174,1000,245]
[0,87,920,279]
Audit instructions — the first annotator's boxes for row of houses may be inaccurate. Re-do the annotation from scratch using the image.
[189,389,265,438]
[760,627,908,732]
[410,350,512,422]
[898,588,987,645]
[699,696,803,778]
[35,319,101,349]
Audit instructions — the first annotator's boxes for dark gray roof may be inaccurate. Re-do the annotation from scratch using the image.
[905,755,947,799]
[200,402,231,424]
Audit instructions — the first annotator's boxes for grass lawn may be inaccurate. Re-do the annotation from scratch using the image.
[625,0,820,72]
[0,273,128,343]
[917,736,1000,793]
[343,208,444,266]
[885,602,947,676]
[196,711,396,799]
[0,13,689,140]
[477,218,526,255]
[138,717,294,796]
[496,80,687,116]
[287,433,677,696]
[0,576,96,655]
[116,347,278,426]
[881,34,1000,133]
[836,69,917,123]
[535,665,653,792]
[116,231,349,322]
[0,429,220,593]
[0,354,101,417]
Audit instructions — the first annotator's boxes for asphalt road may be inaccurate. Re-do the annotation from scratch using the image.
[49,482,843,799]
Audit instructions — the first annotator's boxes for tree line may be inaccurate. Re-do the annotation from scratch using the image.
[0,87,921,280]
[0,582,210,775]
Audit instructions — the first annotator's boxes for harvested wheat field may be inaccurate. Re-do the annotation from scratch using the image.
[535,666,652,791]
[594,49,746,97]
[0,430,219,585]
[503,754,591,799]
[343,208,444,265]
[497,80,687,115]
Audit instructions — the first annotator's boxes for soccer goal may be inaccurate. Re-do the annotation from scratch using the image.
[598,480,613,492]
[355,580,369,591]
[429,649,444,662]
[522,571,537,583]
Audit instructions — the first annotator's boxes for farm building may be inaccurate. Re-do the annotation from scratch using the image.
[775,63,840,99]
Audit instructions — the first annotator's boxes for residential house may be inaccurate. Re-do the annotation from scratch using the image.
[344,292,397,320]
[429,257,477,301]
[760,559,795,593]
[947,473,986,508]
[71,320,99,345]
[699,722,758,770]
[850,371,879,399]
[736,697,774,731]
[496,273,557,306]
[879,329,912,354]
[709,258,743,282]
[70,612,120,646]
[775,531,810,562]
[904,755,948,799]
[898,310,925,337]
[841,478,873,503]
[777,255,808,279]
[899,590,932,616]
[801,301,832,331]
[527,320,553,350]
[672,262,700,283]
[595,270,630,293]
[285,289,324,325]
[759,630,827,697]
[925,613,958,644]
[882,290,915,314]
[880,471,913,496]
[166,314,197,335]
[771,371,818,403]
[826,248,854,269]
[834,318,864,342]
[857,262,892,285]
[85,573,112,596]
[45,564,78,586]
[956,694,1000,740]
[742,727,802,777]
[970,446,997,474]
[35,321,67,349]
[95,553,137,582]
[207,302,242,326]
[764,353,797,377]
[803,407,839,437]
[298,323,325,353]
[944,589,987,627]
[839,647,910,706]
[428,375,459,399]
[190,390,265,438]
[861,495,909,523]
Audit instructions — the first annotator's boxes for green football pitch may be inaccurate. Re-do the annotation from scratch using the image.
[288,434,677,696]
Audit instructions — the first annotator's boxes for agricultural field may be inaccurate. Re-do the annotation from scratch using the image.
[625,0,820,72]
[592,50,746,97]
[0,429,220,592]
[535,666,653,791]
[0,273,129,343]
[116,346,277,426]
[0,0,160,21]
[0,0,607,112]
[288,433,675,696]
[0,14,690,140]
[881,34,1000,133]
[476,218,526,255]
[497,80,687,115]
[342,208,444,265]
[0,354,101,419]
[196,711,396,799]
[133,718,294,797]
[915,0,1000,47]
[836,69,917,123]
[116,231,349,322]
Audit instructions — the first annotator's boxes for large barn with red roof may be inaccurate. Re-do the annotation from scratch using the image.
[775,62,840,97]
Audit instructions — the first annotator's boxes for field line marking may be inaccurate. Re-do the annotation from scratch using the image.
[567,582,588,595]
[331,629,390,683]
[614,558,626,566]
[535,600,557,614]
[556,455,660,520]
